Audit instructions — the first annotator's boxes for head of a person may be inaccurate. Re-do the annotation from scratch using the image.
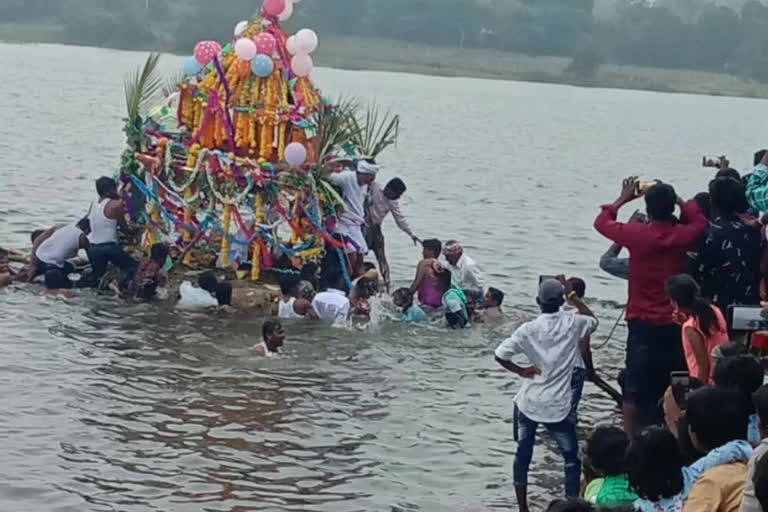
[665,274,720,336]
[95,176,118,200]
[422,238,442,260]
[356,277,377,299]
[645,183,677,222]
[545,499,595,512]
[709,177,747,216]
[383,178,407,200]
[150,243,168,265]
[280,275,301,298]
[300,262,319,284]
[755,149,767,166]
[44,269,72,290]
[586,425,630,478]
[484,287,504,309]
[693,192,712,221]
[355,160,379,186]
[198,271,218,294]
[76,217,91,236]
[436,268,453,292]
[712,341,748,366]
[754,445,768,512]
[537,279,565,314]
[30,229,45,244]
[714,354,765,415]
[392,288,413,310]
[626,427,684,501]
[215,282,233,306]
[753,385,768,437]
[716,167,741,181]
[0,248,9,273]
[262,320,285,350]
[567,277,586,299]
[687,386,748,452]
[443,240,463,265]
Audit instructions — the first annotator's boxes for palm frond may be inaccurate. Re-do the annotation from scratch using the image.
[124,52,164,121]
[161,71,184,98]
[348,102,400,158]
[313,96,359,164]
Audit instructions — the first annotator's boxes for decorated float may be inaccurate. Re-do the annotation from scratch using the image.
[119,0,399,294]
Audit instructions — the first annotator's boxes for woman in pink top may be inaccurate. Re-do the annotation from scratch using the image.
[666,274,729,384]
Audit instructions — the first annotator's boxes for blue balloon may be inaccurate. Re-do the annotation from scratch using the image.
[251,55,274,78]
[184,56,204,77]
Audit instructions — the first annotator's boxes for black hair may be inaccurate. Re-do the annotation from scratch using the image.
[645,183,677,222]
[567,278,586,299]
[709,177,747,216]
[0,248,7,260]
[586,425,630,477]
[150,243,168,265]
[626,427,684,501]
[675,415,704,466]
[755,150,767,166]
[384,178,407,198]
[716,168,741,181]
[262,319,282,341]
[436,268,452,290]
[693,192,712,220]
[717,342,748,359]
[76,218,91,233]
[356,277,378,297]
[44,269,72,290]
[487,287,505,306]
[215,282,232,306]
[753,385,768,432]
[665,274,720,336]
[714,354,765,414]
[274,253,293,270]
[422,238,442,258]
[687,386,749,449]
[545,499,595,512]
[279,274,301,296]
[362,261,376,272]
[31,229,45,244]
[95,176,117,197]
[392,288,413,311]
[198,271,218,293]
[754,448,768,512]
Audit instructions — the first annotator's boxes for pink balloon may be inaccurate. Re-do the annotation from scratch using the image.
[254,33,277,56]
[234,38,257,60]
[194,40,222,65]
[285,142,307,167]
[278,1,294,21]
[263,0,286,17]
[291,54,313,77]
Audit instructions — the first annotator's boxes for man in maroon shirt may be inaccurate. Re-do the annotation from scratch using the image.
[594,177,708,437]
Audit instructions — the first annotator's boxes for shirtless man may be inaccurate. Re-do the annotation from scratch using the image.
[408,238,443,309]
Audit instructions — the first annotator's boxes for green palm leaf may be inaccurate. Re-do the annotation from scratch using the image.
[313,95,359,164]
[124,52,163,122]
[348,102,400,159]
[161,71,185,98]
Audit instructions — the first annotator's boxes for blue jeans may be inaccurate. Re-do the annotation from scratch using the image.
[569,367,586,425]
[88,242,137,285]
[513,405,580,498]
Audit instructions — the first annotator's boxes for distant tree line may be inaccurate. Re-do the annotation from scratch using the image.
[4,0,768,81]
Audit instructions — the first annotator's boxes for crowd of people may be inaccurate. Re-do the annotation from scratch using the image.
[496,152,768,511]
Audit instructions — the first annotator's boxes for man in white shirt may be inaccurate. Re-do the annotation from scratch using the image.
[366,177,420,292]
[494,279,598,512]
[311,268,351,322]
[443,240,485,302]
[328,160,379,277]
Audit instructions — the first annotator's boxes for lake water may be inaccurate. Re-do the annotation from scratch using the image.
[1,42,767,511]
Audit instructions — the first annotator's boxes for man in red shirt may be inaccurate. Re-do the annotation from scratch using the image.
[594,177,708,437]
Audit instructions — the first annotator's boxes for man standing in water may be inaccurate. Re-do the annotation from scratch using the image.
[443,240,485,304]
[87,177,138,286]
[594,177,708,437]
[328,160,379,278]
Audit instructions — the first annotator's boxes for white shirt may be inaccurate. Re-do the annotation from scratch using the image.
[278,297,305,319]
[329,170,368,226]
[178,281,219,308]
[495,312,598,423]
[36,224,84,267]
[368,182,414,237]
[88,199,118,244]
[312,288,350,322]
[445,254,485,294]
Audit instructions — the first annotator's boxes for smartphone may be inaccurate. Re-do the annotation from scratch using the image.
[635,180,660,196]
[539,275,558,285]
[730,306,768,331]
[702,156,723,168]
[670,371,691,410]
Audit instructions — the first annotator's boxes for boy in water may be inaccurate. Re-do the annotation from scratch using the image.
[392,288,428,324]
[437,268,469,329]
[409,238,443,309]
[178,271,219,308]
[254,320,285,357]
[350,277,378,321]
[480,287,505,322]
[125,243,168,300]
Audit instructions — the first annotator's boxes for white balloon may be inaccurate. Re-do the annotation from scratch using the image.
[292,0,302,3]
[286,35,300,55]
[296,28,318,53]
[234,20,249,37]
[278,1,294,21]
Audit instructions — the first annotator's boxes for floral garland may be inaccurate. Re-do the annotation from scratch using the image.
[163,143,207,194]
[204,154,255,205]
